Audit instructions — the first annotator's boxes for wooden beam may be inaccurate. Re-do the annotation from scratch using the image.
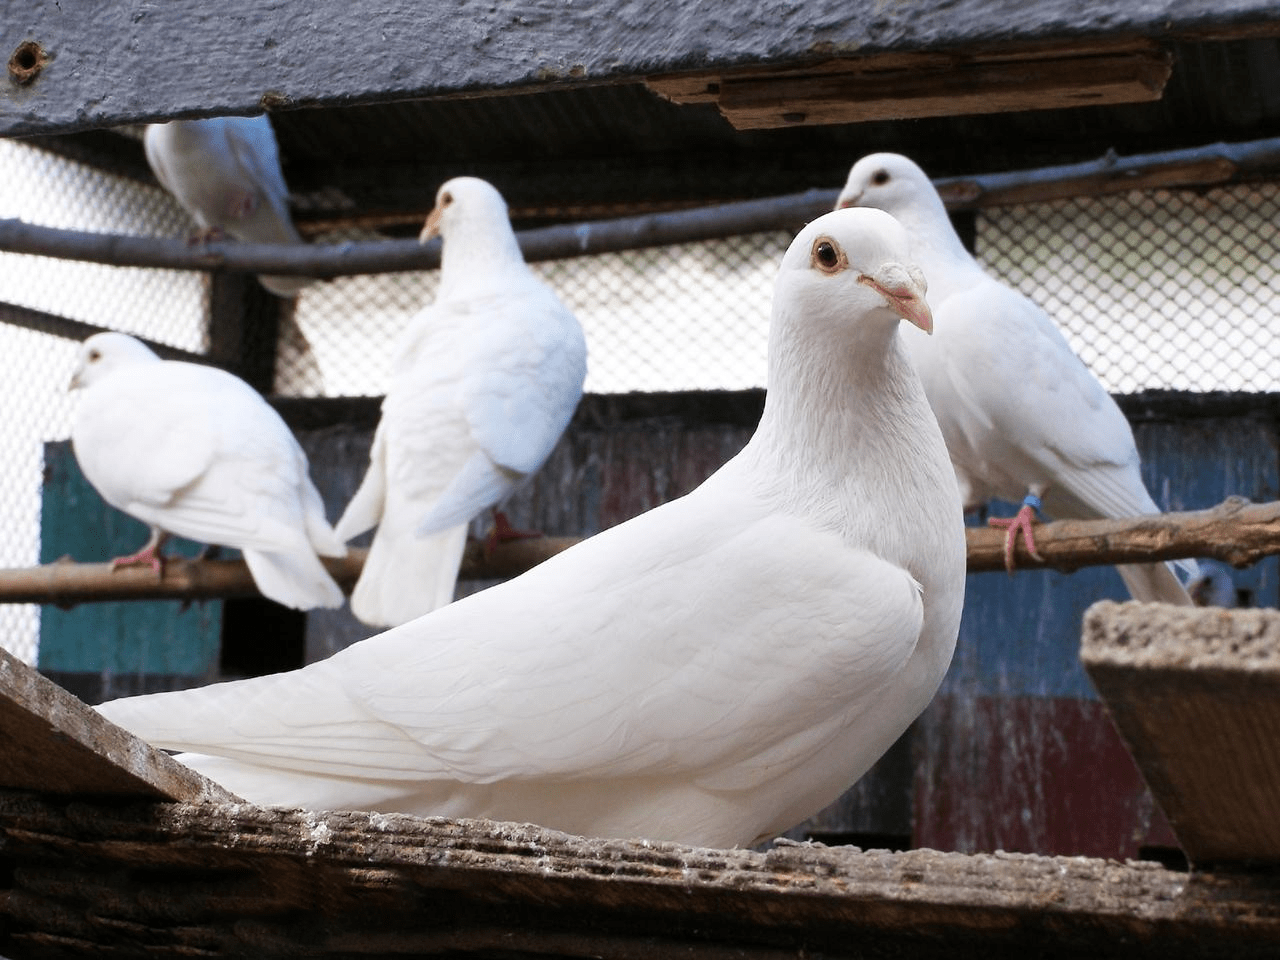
[4,785,1280,957]
[706,47,1174,130]
[1082,600,1280,867]
[0,644,236,801]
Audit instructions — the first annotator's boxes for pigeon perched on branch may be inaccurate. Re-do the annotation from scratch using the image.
[838,152,1194,605]
[144,115,314,298]
[334,177,587,627]
[97,207,965,849]
[70,332,346,610]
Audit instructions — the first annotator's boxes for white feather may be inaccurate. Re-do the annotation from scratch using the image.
[838,153,1195,605]
[98,208,966,850]
[144,116,312,298]
[335,177,587,627]
[69,332,345,610]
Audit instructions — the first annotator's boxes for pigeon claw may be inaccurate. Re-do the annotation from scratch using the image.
[988,504,1045,575]
[483,510,544,562]
[109,546,166,578]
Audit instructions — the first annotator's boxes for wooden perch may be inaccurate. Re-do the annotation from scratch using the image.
[0,499,1275,607]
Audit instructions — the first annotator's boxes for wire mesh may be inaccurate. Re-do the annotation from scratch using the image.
[4,134,1280,666]
[0,139,208,663]
[979,184,1280,393]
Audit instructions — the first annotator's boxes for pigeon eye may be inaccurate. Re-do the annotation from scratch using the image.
[440,192,453,207]
[871,169,890,186]
[88,349,101,362]
[812,239,842,273]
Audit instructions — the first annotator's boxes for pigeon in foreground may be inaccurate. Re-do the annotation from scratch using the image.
[334,177,587,627]
[838,152,1194,605]
[70,332,346,610]
[144,115,313,298]
[96,208,966,850]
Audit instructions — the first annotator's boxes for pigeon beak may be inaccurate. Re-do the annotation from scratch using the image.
[836,190,862,209]
[68,368,83,391]
[859,267,933,335]
[419,205,444,244]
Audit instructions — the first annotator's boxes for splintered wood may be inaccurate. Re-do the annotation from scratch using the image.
[0,644,235,802]
[1083,601,1280,867]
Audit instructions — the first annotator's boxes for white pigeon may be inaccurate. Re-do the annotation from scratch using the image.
[69,332,346,610]
[144,115,313,298]
[333,177,588,627]
[838,152,1194,605]
[96,207,966,850]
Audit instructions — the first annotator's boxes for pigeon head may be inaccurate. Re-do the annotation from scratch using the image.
[418,176,513,245]
[778,207,932,336]
[69,332,160,391]
[836,153,947,227]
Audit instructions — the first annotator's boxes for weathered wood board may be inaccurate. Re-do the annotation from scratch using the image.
[3,792,1280,959]
[0,644,234,803]
[1083,601,1280,867]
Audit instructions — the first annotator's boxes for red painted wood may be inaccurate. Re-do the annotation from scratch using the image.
[914,694,1179,858]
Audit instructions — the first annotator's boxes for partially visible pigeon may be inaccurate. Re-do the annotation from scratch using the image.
[838,152,1194,605]
[144,116,313,298]
[334,177,587,627]
[70,332,346,610]
[96,207,966,850]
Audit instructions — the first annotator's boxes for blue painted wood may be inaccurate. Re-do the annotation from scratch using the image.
[38,441,222,679]
[938,416,1280,703]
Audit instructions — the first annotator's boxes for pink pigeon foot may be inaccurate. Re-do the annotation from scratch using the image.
[483,510,544,561]
[187,225,228,246]
[987,496,1046,574]
[109,530,170,577]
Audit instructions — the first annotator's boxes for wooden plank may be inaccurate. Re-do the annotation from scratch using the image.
[4,0,1280,137]
[0,645,235,802]
[1082,600,1280,867]
[712,49,1173,129]
[4,792,1280,958]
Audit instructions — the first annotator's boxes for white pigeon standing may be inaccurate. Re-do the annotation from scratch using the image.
[838,152,1194,605]
[333,177,587,627]
[96,207,966,850]
[144,115,313,298]
[70,332,346,611]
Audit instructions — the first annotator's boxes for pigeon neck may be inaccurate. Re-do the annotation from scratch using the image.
[750,310,932,494]
[438,221,529,300]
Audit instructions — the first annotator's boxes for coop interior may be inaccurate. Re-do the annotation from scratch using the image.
[3,2,1280,957]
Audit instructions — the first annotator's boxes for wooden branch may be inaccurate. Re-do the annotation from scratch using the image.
[1,499,1276,607]
[965,496,1280,573]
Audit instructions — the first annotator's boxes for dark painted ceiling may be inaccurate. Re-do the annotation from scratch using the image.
[20,35,1280,236]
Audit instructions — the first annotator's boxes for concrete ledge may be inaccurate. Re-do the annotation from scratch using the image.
[1083,601,1280,867]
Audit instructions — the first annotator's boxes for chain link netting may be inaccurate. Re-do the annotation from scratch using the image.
[980,183,1280,394]
[3,136,1280,664]
[0,139,207,663]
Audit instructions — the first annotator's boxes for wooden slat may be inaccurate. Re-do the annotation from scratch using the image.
[0,645,237,802]
[1082,601,1280,867]
[716,50,1173,129]
[4,791,1280,958]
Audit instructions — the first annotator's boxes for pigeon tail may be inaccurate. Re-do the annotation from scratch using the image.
[349,522,468,627]
[258,274,316,299]
[243,547,345,610]
[1116,561,1194,606]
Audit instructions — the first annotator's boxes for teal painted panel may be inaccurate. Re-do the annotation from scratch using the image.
[38,441,222,677]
